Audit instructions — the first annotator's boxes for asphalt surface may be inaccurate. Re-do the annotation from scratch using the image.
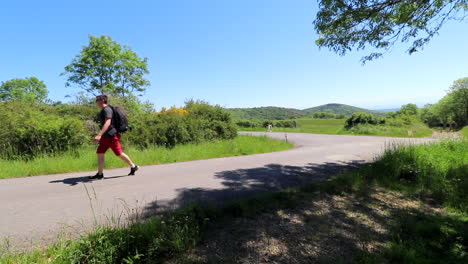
[0,132,431,249]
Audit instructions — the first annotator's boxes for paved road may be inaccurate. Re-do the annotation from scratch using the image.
[0,132,431,249]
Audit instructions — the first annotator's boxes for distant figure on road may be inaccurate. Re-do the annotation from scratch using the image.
[267,123,272,132]
[90,95,139,180]
[444,122,450,132]
[451,121,458,132]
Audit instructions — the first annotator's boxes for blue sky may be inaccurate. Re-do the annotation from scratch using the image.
[1,0,467,110]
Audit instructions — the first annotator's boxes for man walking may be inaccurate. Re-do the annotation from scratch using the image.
[89,95,139,180]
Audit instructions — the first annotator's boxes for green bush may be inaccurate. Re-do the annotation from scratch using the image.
[312,112,346,119]
[124,100,237,148]
[0,102,87,159]
[345,112,385,128]
[272,120,297,128]
[236,120,261,128]
[0,98,237,159]
[237,120,297,128]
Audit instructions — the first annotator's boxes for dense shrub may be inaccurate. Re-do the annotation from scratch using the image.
[47,103,97,121]
[312,112,346,119]
[237,120,297,128]
[124,100,237,148]
[185,100,237,139]
[0,102,87,159]
[345,112,385,128]
[0,98,238,159]
[272,120,297,128]
[236,120,261,128]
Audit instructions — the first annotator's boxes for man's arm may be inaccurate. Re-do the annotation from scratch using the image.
[94,118,112,143]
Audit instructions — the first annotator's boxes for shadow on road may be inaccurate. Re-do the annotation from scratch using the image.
[142,160,367,217]
[49,175,129,186]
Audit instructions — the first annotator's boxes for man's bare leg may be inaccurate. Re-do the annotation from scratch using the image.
[118,152,135,167]
[98,153,105,174]
[119,152,139,175]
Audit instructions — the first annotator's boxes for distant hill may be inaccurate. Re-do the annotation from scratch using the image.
[303,103,385,116]
[228,103,385,120]
[228,106,306,120]
[375,108,400,113]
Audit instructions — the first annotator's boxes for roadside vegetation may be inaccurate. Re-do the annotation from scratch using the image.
[2,138,466,263]
[0,135,293,179]
[0,36,295,179]
[340,107,433,137]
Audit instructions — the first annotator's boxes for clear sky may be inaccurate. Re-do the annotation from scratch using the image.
[1,0,467,110]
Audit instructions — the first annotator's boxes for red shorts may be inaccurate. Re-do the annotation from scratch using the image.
[96,135,123,156]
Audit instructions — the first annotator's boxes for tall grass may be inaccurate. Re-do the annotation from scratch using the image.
[331,139,468,263]
[461,126,468,138]
[336,139,468,211]
[0,135,293,179]
[0,205,210,264]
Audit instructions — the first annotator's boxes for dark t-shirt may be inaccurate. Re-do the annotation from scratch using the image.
[99,106,117,138]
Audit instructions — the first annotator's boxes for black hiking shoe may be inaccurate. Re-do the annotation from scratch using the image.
[128,165,139,176]
[88,173,104,180]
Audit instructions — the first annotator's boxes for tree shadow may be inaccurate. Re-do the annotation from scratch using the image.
[131,160,468,263]
[170,188,467,264]
[49,175,129,186]
[141,160,367,217]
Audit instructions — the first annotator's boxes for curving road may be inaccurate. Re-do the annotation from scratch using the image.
[0,132,431,249]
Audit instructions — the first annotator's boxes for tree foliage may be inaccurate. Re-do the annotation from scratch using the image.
[449,77,468,124]
[398,103,419,116]
[314,0,468,62]
[0,77,48,102]
[420,77,468,126]
[0,101,86,159]
[62,35,150,96]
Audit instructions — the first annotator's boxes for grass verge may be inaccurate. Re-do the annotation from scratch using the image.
[0,135,293,179]
[1,139,466,263]
[339,122,433,138]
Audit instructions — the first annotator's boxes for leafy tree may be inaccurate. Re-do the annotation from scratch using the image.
[434,95,456,122]
[0,77,48,102]
[398,103,418,116]
[345,112,385,128]
[449,77,468,125]
[420,104,441,126]
[314,0,468,62]
[421,78,468,126]
[62,35,150,96]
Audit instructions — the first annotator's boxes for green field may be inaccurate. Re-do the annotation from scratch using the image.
[240,118,346,134]
[0,135,293,179]
[240,118,433,137]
